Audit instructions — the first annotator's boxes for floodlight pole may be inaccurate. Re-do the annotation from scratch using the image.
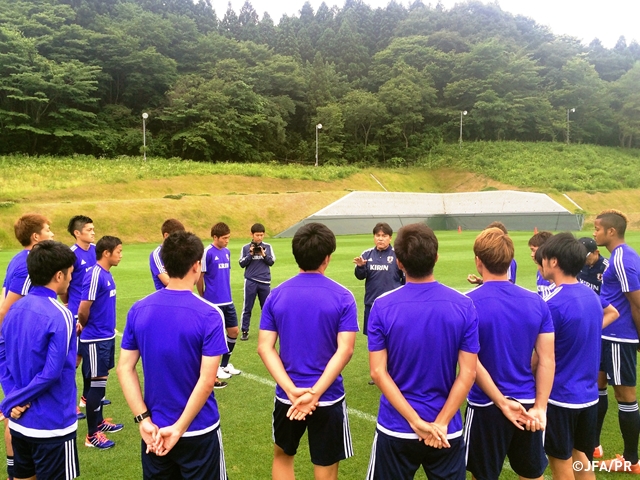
[459,110,467,148]
[315,123,322,167]
[142,112,149,161]
[566,108,575,145]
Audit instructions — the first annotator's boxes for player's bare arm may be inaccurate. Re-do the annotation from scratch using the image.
[77,299,93,327]
[528,332,554,432]
[433,351,477,435]
[0,291,23,327]
[603,303,620,329]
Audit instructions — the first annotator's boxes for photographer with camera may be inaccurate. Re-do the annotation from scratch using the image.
[239,223,275,341]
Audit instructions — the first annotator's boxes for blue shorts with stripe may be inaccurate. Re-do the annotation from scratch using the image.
[600,339,637,386]
[272,397,353,466]
[11,430,79,480]
[141,426,227,480]
[366,429,465,480]
[79,338,115,378]
[545,403,598,460]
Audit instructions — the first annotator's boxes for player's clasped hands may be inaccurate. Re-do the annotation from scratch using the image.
[286,387,319,421]
[411,419,450,449]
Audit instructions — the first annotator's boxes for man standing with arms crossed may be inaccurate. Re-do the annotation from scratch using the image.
[594,210,640,471]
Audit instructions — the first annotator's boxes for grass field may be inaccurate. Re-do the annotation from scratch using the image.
[1,230,638,479]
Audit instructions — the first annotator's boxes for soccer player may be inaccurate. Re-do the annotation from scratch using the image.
[78,235,124,449]
[366,223,478,480]
[118,231,229,478]
[258,223,358,480]
[528,230,554,296]
[238,223,275,341]
[593,209,640,472]
[577,237,609,295]
[60,215,96,419]
[197,222,238,384]
[538,233,603,480]
[0,213,54,479]
[467,221,517,285]
[465,227,555,480]
[0,240,79,479]
[150,218,185,291]
[353,222,404,336]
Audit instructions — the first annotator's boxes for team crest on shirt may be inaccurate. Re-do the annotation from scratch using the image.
[387,256,394,263]
[597,273,603,281]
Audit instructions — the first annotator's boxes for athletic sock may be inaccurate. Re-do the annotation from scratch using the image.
[82,376,91,400]
[596,388,608,445]
[7,455,14,479]
[618,401,640,464]
[221,336,236,368]
[86,380,106,436]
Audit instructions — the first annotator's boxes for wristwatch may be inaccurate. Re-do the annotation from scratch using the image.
[134,410,151,423]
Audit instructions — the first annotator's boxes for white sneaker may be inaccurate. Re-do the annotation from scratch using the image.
[217,367,232,379]
[223,363,242,375]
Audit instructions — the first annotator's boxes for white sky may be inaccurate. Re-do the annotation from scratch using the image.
[218,0,639,48]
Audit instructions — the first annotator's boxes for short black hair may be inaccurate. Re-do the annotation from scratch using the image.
[251,223,265,234]
[292,223,336,271]
[539,232,586,277]
[27,240,76,286]
[96,236,122,260]
[394,223,438,278]
[211,222,231,238]
[161,219,185,236]
[596,210,627,238]
[373,222,393,236]
[67,215,93,238]
[161,231,204,279]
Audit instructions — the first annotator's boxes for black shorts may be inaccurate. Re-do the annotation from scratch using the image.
[600,339,637,386]
[366,429,465,480]
[545,403,598,461]
[217,304,238,329]
[272,397,353,466]
[141,427,227,480]
[464,403,547,480]
[12,431,79,480]
[79,338,115,378]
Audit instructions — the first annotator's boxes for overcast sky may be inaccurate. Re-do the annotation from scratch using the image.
[217,0,639,49]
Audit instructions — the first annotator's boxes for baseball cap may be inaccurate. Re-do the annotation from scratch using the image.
[578,237,597,253]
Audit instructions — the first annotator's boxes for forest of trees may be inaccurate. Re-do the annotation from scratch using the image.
[1,0,639,164]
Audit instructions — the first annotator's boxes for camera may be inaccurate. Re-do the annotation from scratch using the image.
[251,242,263,254]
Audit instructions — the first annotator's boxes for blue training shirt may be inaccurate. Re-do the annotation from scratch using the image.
[545,283,602,407]
[354,245,404,306]
[467,281,554,406]
[601,244,640,343]
[536,270,555,298]
[149,245,166,291]
[507,259,517,283]
[2,250,31,298]
[80,264,116,342]
[260,273,359,404]
[578,255,609,296]
[68,243,96,316]
[0,286,77,438]
[368,282,479,440]
[122,289,228,435]
[239,242,275,283]
[201,244,232,305]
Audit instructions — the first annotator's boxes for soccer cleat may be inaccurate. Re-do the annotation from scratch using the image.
[76,407,86,420]
[601,454,640,473]
[241,331,249,341]
[214,381,228,389]
[217,367,231,379]
[85,432,115,450]
[101,398,111,406]
[593,445,603,459]
[79,396,86,408]
[223,363,242,375]
[97,418,124,433]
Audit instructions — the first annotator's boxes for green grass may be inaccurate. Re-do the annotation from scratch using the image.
[0,231,638,479]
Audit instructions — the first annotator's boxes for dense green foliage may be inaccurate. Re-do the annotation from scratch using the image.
[1,0,639,163]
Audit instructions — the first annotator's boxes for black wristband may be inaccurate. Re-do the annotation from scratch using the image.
[134,410,151,423]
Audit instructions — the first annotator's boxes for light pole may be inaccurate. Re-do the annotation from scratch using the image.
[459,111,467,148]
[566,108,575,145]
[315,123,322,167]
[142,112,149,161]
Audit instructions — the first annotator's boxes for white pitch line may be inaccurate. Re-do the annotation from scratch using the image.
[242,372,377,423]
